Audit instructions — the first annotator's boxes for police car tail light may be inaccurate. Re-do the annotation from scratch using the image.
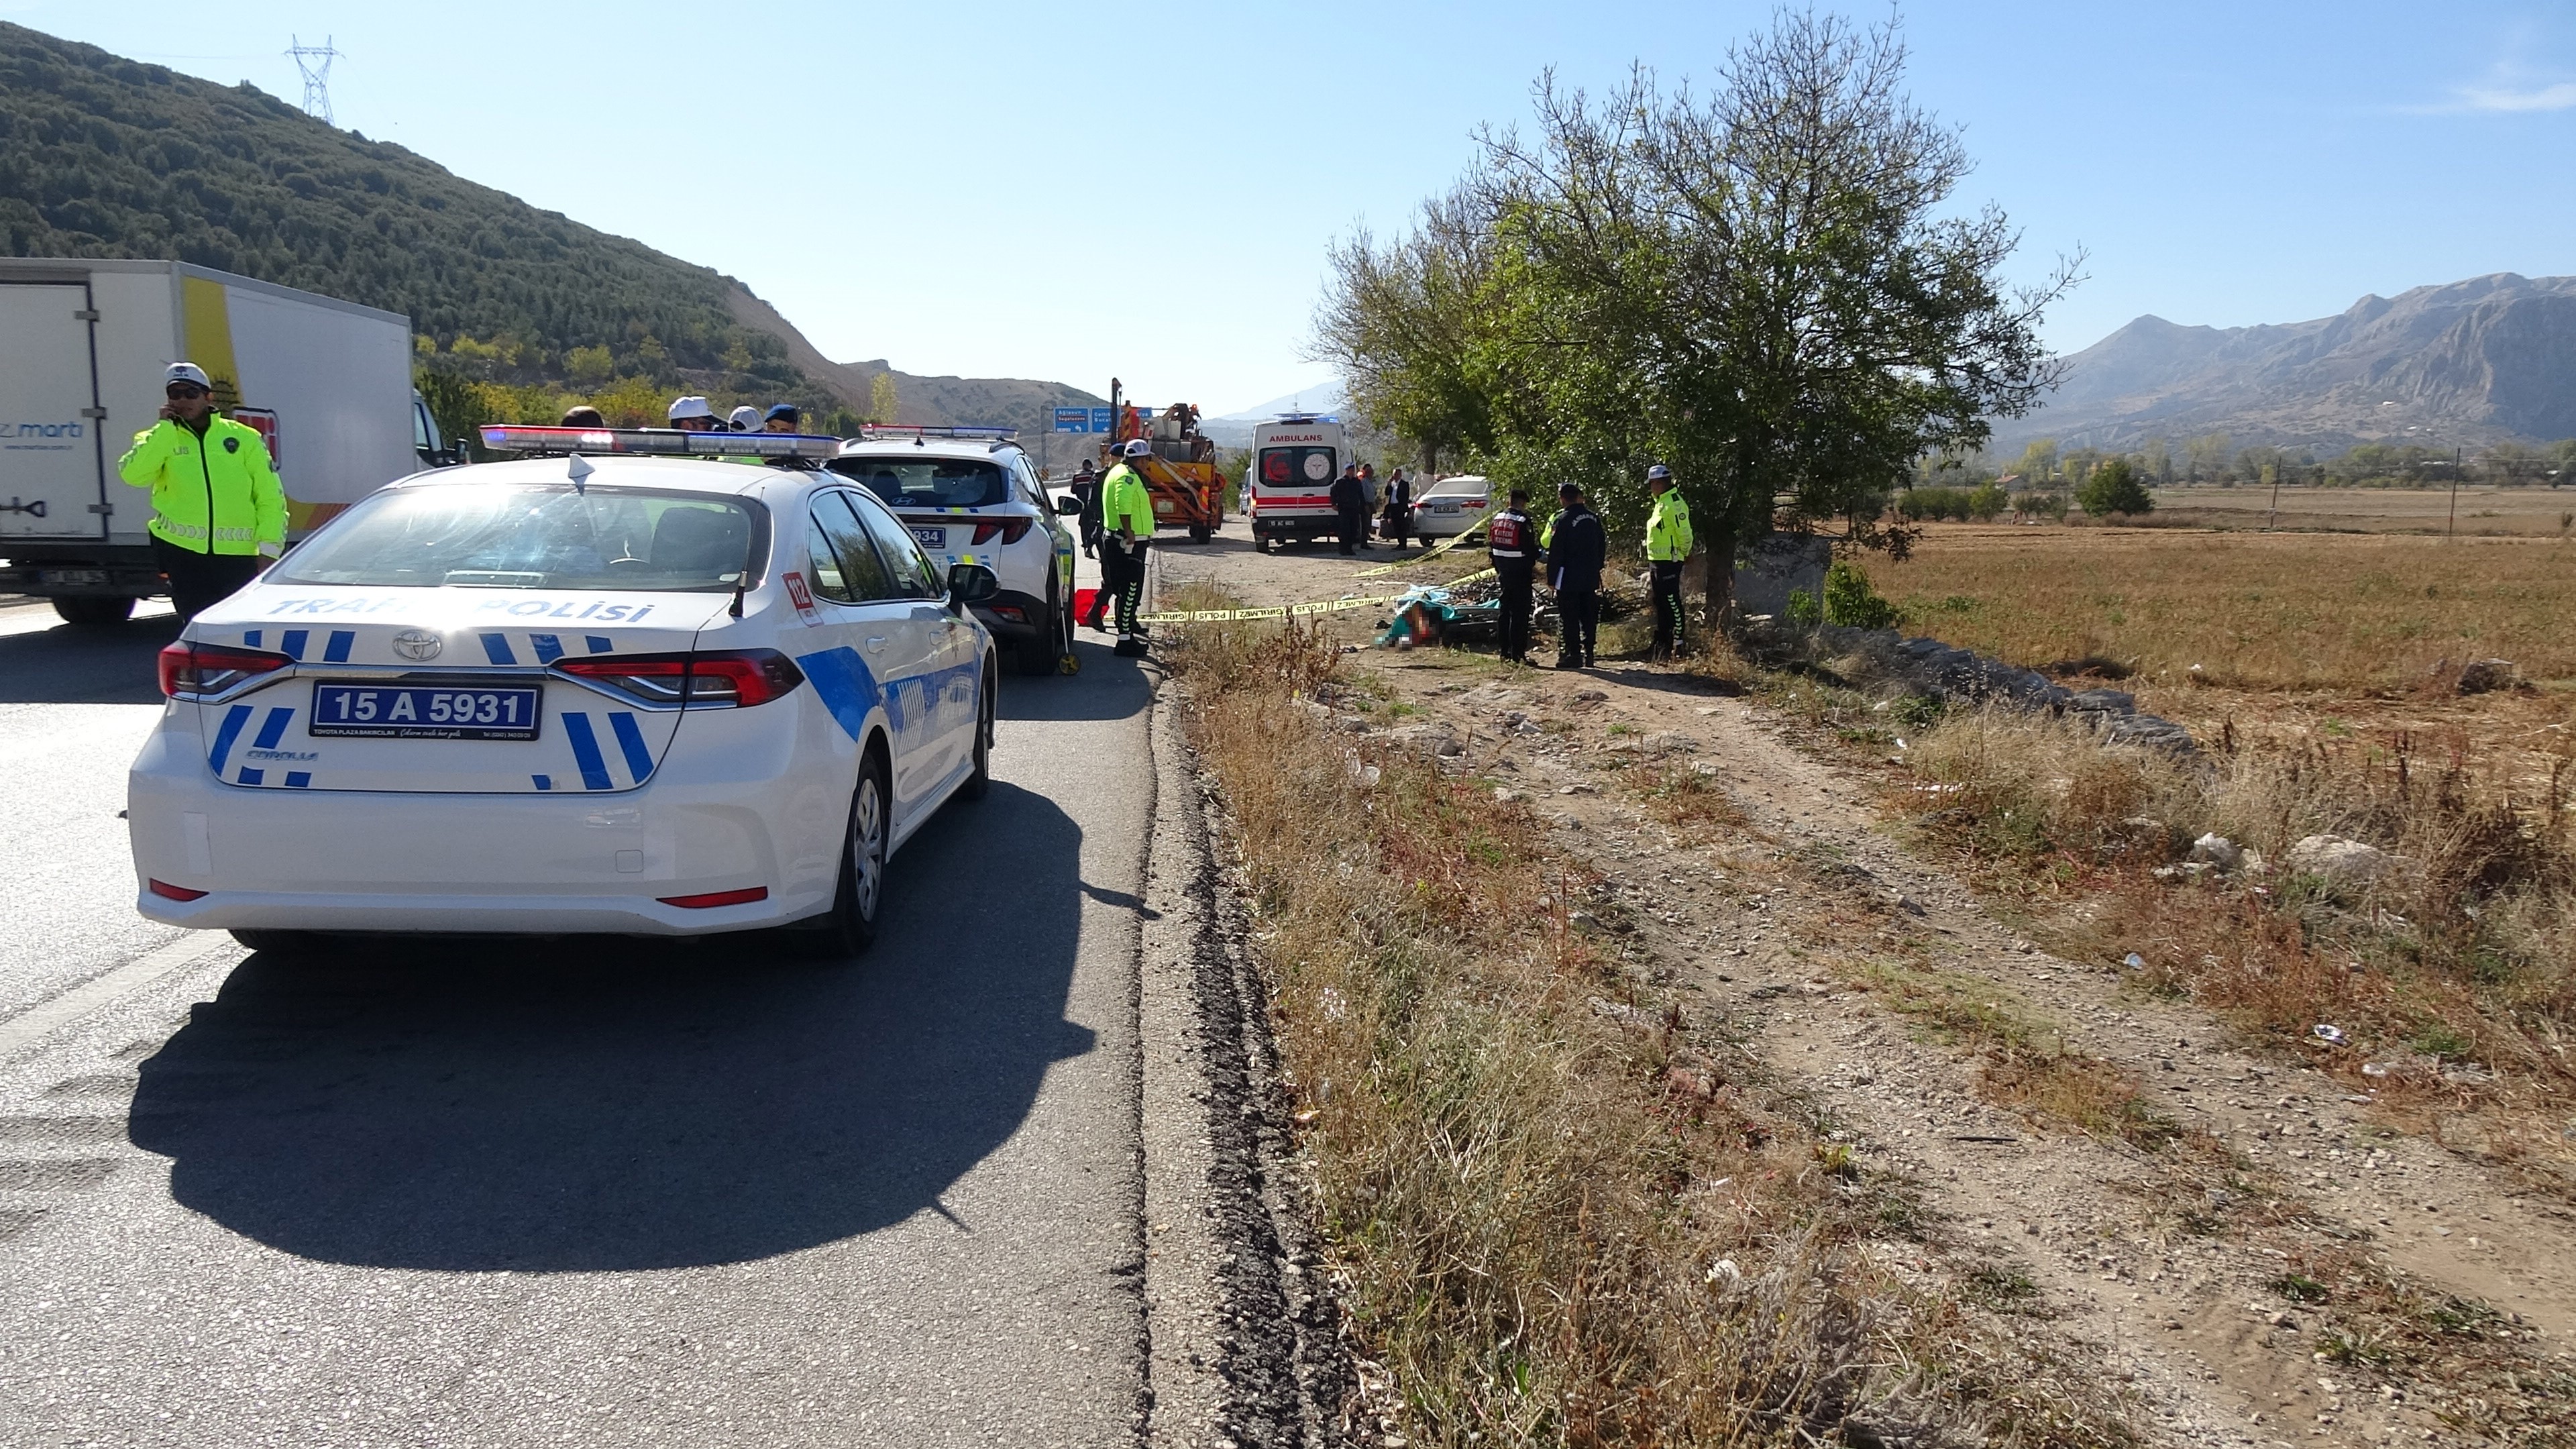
[159,641,294,700]
[553,649,804,709]
[967,519,1032,547]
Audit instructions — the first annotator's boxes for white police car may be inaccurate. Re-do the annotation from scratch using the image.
[127,425,1000,956]
[828,428,1076,676]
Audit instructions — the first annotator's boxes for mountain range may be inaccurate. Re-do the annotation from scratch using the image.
[1991,273,2576,456]
[0,21,1101,437]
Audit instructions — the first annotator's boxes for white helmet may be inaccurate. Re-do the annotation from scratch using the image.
[1122,439,1153,458]
[666,395,716,423]
[728,405,761,431]
[164,362,213,390]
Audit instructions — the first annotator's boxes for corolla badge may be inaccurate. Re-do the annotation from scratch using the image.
[392,629,443,661]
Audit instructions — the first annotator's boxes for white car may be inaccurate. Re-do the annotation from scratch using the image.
[828,429,1076,676]
[1409,474,1493,541]
[127,425,1000,956]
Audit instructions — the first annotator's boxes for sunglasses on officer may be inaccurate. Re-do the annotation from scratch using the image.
[166,384,209,399]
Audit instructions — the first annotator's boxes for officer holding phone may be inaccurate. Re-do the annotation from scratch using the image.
[116,362,285,621]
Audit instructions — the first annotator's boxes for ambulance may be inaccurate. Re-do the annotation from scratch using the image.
[1245,413,1346,553]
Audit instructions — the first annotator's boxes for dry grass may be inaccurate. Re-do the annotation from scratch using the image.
[1836,955,2179,1151]
[2147,485,2576,537]
[1892,708,2576,1193]
[1855,528,2576,691]
[1171,614,2135,1447]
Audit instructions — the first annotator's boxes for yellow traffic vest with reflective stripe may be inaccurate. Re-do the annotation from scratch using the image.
[1646,489,1693,561]
[1099,462,1156,539]
[116,416,286,555]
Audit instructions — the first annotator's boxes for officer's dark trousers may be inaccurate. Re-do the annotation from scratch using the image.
[154,536,265,622]
[1556,581,1599,665]
[1495,561,1535,662]
[1102,537,1149,636]
[1650,559,1686,659]
[1337,508,1366,554]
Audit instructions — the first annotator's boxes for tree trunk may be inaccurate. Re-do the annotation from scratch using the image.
[1699,518,1736,637]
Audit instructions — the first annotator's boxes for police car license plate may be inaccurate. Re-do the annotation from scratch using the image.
[309,684,543,741]
[910,526,946,549]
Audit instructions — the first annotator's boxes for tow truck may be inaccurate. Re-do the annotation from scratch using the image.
[1098,380,1224,543]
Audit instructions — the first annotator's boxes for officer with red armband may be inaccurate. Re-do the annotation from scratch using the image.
[1485,486,1540,665]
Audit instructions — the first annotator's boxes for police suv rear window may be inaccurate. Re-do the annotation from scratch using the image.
[272,483,759,592]
[831,456,1012,510]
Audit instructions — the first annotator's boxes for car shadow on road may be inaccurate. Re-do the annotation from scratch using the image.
[997,638,1157,723]
[0,613,181,705]
[126,779,1095,1271]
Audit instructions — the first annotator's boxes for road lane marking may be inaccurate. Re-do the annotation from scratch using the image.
[0,934,239,1061]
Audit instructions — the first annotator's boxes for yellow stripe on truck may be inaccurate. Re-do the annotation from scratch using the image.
[179,275,243,411]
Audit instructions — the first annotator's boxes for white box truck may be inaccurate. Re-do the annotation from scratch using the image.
[0,258,452,624]
[1246,413,1346,553]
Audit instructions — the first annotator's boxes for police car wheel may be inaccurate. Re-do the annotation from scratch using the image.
[961,661,996,800]
[227,928,331,956]
[1016,580,1065,676]
[794,745,890,960]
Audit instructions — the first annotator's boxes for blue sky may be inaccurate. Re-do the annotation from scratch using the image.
[19,2,2576,412]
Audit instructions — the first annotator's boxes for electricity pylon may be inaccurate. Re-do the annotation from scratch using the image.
[286,35,341,125]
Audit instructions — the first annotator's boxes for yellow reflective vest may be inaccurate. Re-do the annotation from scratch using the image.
[1099,462,1156,539]
[117,416,286,556]
[1646,489,1693,562]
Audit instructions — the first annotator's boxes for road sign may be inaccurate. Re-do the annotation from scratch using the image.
[1053,408,1091,433]
[1090,407,1114,433]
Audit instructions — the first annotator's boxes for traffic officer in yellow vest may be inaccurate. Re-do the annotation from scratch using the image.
[1644,463,1693,661]
[1099,438,1157,657]
[117,362,286,621]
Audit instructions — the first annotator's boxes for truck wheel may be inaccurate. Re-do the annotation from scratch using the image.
[1258,535,1280,555]
[54,596,136,626]
[1189,523,1213,543]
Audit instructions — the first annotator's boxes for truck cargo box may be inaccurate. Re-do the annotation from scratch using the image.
[0,258,437,620]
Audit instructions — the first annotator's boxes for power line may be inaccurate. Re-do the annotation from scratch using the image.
[284,34,341,125]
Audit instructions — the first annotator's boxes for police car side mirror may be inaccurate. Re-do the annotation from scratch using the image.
[1051,492,1081,515]
[947,563,1000,612]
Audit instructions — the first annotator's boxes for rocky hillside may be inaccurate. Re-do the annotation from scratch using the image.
[1992,273,2576,453]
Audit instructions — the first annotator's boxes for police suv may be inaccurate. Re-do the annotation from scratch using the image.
[829,428,1076,676]
[127,425,1000,956]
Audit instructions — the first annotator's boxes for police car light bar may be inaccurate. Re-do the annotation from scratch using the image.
[478,426,845,461]
[853,425,1019,442]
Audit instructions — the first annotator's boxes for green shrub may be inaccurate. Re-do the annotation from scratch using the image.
[1784,588,1822,625]
[1965,482,2009,521]
[1821,560,1902,630]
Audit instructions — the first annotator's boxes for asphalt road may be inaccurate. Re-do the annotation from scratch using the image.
[0,582,1161,1448]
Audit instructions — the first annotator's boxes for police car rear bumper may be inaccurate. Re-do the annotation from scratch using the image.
[127,712,843,936]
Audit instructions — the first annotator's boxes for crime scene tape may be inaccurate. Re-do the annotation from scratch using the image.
[1136,567,1501,625]
[1352,504,1503,576]
[1136,594,1401,625]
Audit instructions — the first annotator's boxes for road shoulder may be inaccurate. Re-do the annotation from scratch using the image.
[1139,672,1352,1448]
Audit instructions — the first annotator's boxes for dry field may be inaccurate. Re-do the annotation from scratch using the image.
[2143,486,2576,537]
[1857,526,2576,693]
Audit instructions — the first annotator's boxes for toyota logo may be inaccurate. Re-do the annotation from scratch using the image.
[392,630,443,661]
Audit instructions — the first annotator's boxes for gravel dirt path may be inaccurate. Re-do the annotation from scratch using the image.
[1164,532,2576,1447]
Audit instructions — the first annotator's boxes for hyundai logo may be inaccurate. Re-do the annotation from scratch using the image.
[392,629,443,661]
